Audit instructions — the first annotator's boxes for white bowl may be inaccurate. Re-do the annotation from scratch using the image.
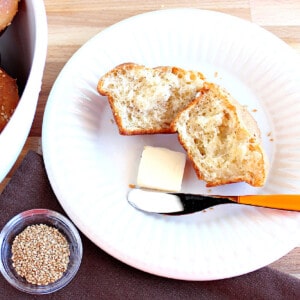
[0,0,48,182]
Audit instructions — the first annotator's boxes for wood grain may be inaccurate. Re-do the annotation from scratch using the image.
[1,0,299,279]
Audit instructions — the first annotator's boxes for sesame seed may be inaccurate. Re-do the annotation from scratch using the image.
[11,224,70,286]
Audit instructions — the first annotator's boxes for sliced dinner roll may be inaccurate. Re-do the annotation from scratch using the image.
[97,63,205,135]
[171,82,268,187]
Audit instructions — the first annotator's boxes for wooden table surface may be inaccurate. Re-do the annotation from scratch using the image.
[1,0,300,279]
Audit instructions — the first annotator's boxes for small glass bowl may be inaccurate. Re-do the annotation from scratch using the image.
[0,209,83,294]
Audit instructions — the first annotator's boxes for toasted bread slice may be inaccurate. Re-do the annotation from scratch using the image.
[171,82,268,187]
[97,63,205,135]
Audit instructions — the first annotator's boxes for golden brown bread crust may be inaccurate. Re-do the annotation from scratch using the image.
[0,0,19,32]
[0,67,19,132]
[97,63,205,135]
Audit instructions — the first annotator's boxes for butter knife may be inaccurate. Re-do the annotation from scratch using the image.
[127,189,300,214]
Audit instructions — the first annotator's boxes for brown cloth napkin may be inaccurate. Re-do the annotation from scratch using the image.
[0,151,299,300]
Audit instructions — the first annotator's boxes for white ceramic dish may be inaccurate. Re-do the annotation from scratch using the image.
[0,0,48,182]
[42,9,300,280]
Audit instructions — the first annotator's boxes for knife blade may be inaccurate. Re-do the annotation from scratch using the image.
[127,189,300,214]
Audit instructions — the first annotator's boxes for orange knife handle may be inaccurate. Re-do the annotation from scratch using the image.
[237,195,300,211]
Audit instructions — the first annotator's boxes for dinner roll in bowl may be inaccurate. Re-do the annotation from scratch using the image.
[0,0,48,182]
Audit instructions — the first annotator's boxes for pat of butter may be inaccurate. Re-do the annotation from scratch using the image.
[137,146,186,192]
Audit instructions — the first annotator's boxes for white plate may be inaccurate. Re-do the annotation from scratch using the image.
[42,9,300,280]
